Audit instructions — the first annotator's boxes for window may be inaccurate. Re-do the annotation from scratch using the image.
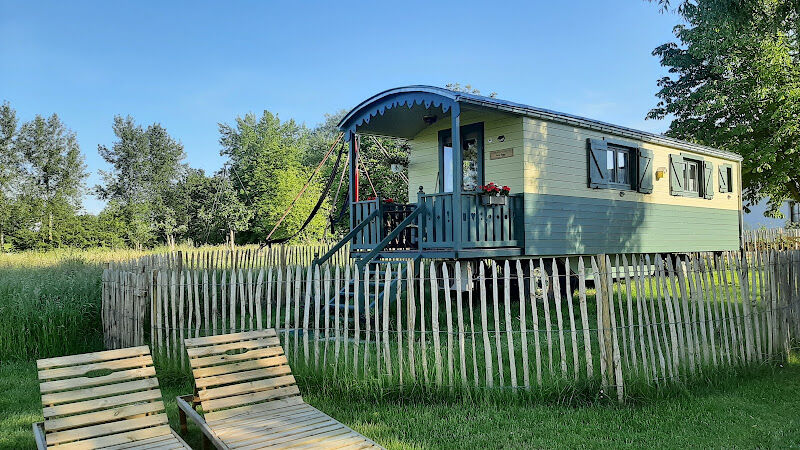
[442,138,453,193]
[606,145,634,189]
[725,166,733,192]
[685,159,701,196]
[439,124,484,193]
[791,202,800,223]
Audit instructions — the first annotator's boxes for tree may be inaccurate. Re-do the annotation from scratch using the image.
[97,116,186,248]
[306,111,411,236]
[15,113,86,245]
[445,83,498,98]
[219,111,328,243]
[0,101,19,250]
[647,0,800,216]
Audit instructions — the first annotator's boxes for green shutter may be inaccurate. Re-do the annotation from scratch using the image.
[637,147,653,194]
[703,160,714,199]
[587,138,608,188]
[670,154,686,196]
[718,164,728,193]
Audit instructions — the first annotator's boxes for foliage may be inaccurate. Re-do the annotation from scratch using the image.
[647,0,800,216]
[0,108,88,249]
[445,82,498,98]
[96,116,187,248]
[219,111,329,243]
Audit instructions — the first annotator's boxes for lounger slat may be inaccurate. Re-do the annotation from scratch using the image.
[189,346,285,369]
[185,329,277,347]
[40,367,157,394]
[42,389,163,418]
[41,378,158,406]
[44,401,165,432]
[37,346,151,370]
[194,361,291,388]
[38,355,154,381]
[193,355,290,381]
[233,422,349,449]
[213,408,323,435]
[45,413,168,445]
[186,337,281,358]
[54,424,173,450]
[205,396,307,424]
[218,410,331,440]
[198,374,296,402]
[203,385,301,412]
[100,432,176,449]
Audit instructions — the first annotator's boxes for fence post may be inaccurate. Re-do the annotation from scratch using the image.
[597,254,624,403]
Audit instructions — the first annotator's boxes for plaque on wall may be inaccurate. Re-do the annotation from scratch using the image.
[490,148,514,160]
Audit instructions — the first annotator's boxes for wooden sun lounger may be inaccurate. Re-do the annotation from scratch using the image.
[33,346,190,449]
[177,329,383,449]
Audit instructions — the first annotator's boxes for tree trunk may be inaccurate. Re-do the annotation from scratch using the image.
[229,229,235,250]
[0,229,4,252]
[48,212,53,242]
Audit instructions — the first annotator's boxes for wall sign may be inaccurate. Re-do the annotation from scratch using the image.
[490,148,514,160]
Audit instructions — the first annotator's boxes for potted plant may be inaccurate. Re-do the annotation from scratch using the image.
[479,182,511,206]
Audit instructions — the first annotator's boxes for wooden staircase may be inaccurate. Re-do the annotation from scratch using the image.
[327,256,420,318]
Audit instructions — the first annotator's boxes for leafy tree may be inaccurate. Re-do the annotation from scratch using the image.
[97,116,186,248]
[0,101,19,250]
[647,0,800,216]
[210,170,253,246]
[219,111,328,243]
[445,83,498,98]
[15,113,87,245]
[306,111,410,236]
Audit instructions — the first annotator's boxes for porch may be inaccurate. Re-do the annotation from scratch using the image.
[315,86,529,267]
[349,191,524,260]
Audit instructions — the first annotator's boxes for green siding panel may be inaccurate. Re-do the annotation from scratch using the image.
[523,193,740,255]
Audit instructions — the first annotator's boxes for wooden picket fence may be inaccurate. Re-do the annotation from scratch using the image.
[102,250,800,401]
[106,242,351,272]
[742,228,800,251]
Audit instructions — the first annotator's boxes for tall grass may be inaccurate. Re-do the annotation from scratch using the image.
[0,247,178,360]
[0,258,103,360]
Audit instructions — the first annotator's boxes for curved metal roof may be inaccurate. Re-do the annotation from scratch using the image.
[338,85,742,161]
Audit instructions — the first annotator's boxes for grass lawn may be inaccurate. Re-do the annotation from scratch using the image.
[3,359,800,449]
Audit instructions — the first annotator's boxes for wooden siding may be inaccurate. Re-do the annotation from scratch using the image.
[522,117,740,211]
[523,193,740,255]
[407,109,524,199]
[521,116,741,255]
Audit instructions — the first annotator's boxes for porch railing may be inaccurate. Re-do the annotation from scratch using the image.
[349,192,524,254]
[351,199,381,250]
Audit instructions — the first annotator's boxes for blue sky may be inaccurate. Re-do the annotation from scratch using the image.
[0,1,681,214]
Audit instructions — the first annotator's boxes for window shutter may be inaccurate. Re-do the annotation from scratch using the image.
[718,164,729,193]
[703,160,714,199]
[637,147,654,194]
[669,154,685,196]
[587,138,608,188]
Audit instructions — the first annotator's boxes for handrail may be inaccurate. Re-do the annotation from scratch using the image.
[356,204,424,270]
[314,208,380,266]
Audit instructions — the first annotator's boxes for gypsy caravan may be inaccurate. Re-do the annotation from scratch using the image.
[317,85,743,271]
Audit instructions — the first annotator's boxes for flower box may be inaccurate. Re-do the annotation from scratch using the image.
[480,194,507,206]
[478,182,510,206]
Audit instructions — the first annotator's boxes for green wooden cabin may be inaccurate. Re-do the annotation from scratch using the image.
[319,86,743,268]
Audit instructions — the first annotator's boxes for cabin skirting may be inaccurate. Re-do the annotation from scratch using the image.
[524,193,740,255]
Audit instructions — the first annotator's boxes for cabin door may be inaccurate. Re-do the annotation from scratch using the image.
[439,122,484,193]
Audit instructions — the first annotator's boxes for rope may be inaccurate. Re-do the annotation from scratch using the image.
[358,154,378,198]
[264,133,343,242]
[370,135,408,183]
[263,140,346,246]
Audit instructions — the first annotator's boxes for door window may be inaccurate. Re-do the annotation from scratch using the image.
[438,124,483,193]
